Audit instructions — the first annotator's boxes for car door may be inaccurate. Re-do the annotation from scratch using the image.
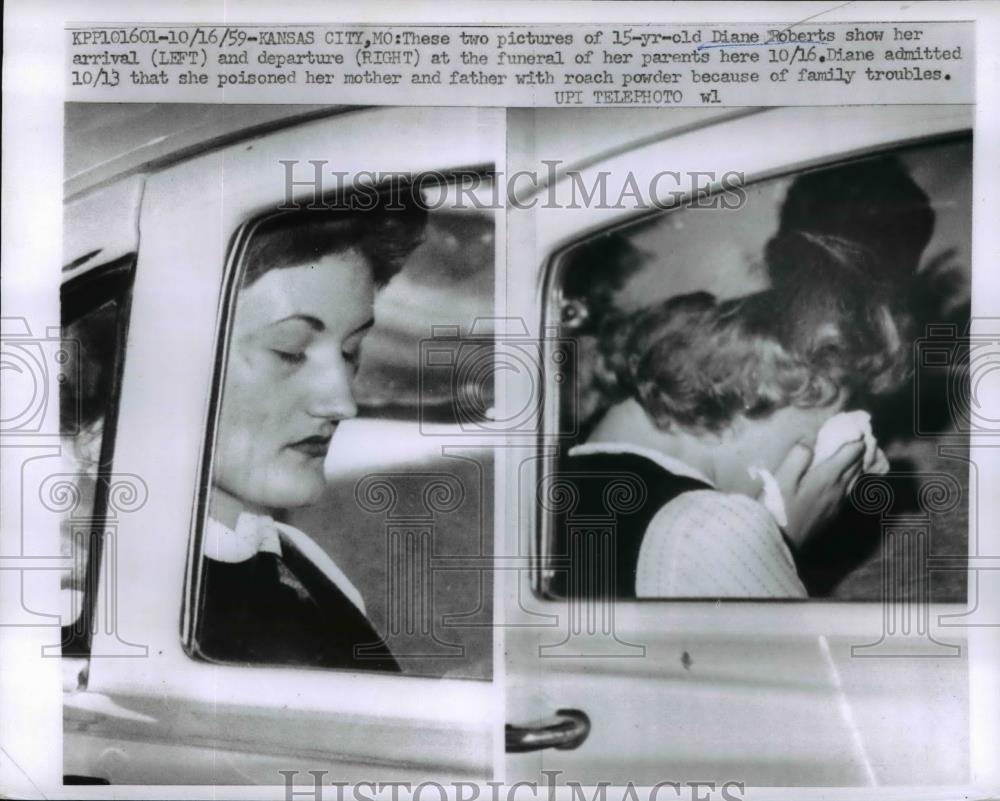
[504,105,974,787]
[63,106,501,785]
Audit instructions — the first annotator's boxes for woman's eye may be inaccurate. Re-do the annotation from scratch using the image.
[272,349,306,365]
[343,349,360,368]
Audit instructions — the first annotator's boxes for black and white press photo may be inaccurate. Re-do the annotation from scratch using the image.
[504,105,974,787]
[57,104,498,784]
[2,5,998,799]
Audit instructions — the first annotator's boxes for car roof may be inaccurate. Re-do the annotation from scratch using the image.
[510,107,760,199]
[65,103,353,199]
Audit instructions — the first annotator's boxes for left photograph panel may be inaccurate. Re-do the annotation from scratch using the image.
[59,104,498,785]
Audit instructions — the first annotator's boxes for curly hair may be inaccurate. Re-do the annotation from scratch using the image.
[240,189,428,288]
[601,232,908,433]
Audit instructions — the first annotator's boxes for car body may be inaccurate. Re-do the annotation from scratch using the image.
[503,105,975,788]
[58,101,978,788]
[60,105,499,785]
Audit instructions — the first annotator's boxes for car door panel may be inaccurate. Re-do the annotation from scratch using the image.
[504,105,973,787]
[506,610,968,785]
[66,107,501,783]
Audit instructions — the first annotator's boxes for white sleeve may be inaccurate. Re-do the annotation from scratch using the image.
[635,490,808,599]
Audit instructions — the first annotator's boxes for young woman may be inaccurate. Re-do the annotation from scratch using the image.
[560,232,905,598]
[195,196,426,669]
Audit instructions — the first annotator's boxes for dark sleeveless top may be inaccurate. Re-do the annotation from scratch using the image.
[547,450,711,599]
[195,547,400,672]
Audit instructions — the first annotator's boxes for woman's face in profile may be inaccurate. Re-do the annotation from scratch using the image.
[212,249,376,512]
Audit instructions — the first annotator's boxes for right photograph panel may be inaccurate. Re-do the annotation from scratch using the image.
[504,106,972,787]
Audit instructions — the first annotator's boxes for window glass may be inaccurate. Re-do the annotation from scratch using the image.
[543,138,971,602]
[192,179,494,678]
[60,265,134,652]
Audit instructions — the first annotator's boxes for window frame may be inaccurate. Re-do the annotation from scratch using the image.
[68,108,500,785]
[533,131,973,602]
[60,255,136,655]
[181,168,497,671]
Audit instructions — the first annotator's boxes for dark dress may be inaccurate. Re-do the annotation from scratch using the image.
[195,540,399,673]
[548,449,711,599]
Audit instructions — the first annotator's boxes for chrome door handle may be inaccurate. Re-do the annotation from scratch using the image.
[506,709,591,753]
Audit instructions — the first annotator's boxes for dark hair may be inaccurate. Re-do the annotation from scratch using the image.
[240,192,428,288]
[775,155,935,285]
[561,232,645,333]
[602,232,907,433]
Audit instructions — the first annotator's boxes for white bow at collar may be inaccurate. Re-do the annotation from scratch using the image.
[203,512,366,613]
[203,512,284,564]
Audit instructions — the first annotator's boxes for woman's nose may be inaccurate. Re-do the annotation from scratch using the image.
[306,360,358,421]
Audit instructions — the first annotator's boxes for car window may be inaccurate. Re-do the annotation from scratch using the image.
[189,177,494,678]
[540,137,971,602]
[60,259,135,653]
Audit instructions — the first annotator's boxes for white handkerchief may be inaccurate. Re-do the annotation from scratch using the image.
[813,410,878,470]
[748,464,788,528]
[748,410,889,529]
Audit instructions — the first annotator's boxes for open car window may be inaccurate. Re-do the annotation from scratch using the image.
[59,258,135,653]
[188,177,494,679]
[540,136,971,602]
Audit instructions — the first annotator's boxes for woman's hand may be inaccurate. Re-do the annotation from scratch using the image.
[773,436,867,550]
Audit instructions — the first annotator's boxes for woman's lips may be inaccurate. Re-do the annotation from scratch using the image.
[288,434,332,458]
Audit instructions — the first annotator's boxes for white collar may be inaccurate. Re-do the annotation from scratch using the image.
[204,512,366,614]
[568,441,715,487]
[204,512,283,564]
